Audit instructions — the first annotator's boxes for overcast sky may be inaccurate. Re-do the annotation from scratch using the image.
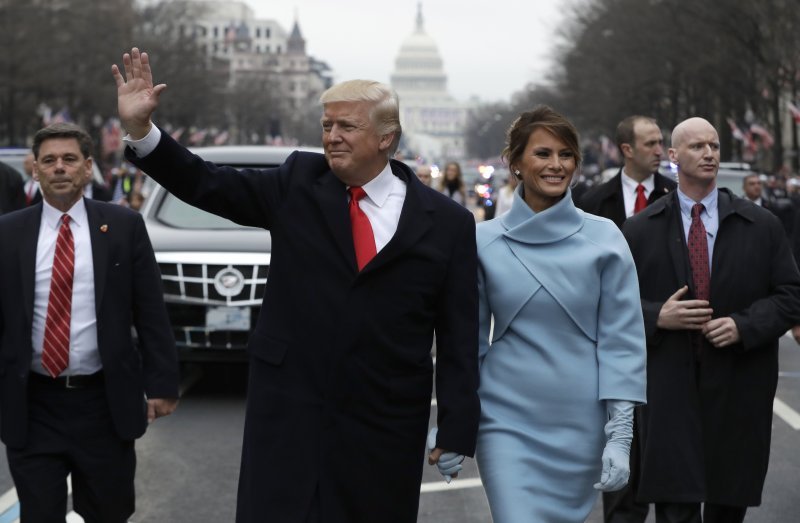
[248,0,566,103]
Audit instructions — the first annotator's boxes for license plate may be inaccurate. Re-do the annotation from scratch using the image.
[206,306,251,331]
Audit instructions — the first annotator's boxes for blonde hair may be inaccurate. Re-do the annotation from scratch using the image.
[320,80,402,156]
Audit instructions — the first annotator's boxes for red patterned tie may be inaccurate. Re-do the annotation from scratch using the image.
[42,214,74,377]
[348,187,377,271]
[688,203,710,301]
[634,184,647,214]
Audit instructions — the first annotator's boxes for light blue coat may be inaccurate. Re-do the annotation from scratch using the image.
[475,187,646,523]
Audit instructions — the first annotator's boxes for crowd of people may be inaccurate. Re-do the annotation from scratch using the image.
[0,45,797,523]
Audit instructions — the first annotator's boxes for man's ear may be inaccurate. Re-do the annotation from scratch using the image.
[620,143,633,159]
[378,131,395,152]
[667,148,678,164]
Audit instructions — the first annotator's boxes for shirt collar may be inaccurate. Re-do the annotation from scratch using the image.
[621,170,655,194]
[42,197,88,231]
[356,162,394,207]
[677,186,718,220]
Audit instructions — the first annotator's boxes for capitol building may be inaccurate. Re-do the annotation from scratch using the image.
[390,4,470,162]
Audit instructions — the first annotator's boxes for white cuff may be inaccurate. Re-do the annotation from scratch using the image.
[123,124,162,158]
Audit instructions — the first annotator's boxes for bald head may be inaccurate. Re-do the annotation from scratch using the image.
[668,117,720,199]
[415,165,432,186]
[670,117,716,148]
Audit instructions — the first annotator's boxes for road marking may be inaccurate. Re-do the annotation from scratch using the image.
[431,398,437,407]
[0,488,18,515]
[421,477,483,493]
[0,476,84,523]
[774,397,800,430]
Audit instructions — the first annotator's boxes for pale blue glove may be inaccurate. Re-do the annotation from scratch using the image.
[426,427,464,483]
[593,400,634,492]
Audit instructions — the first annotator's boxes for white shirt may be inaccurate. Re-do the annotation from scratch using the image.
[620,170,655,218]
[125,124,406,251]
[32,198,101,375]
[352,163,406,252]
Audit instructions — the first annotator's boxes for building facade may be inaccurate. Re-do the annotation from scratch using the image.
[390,3,469,162]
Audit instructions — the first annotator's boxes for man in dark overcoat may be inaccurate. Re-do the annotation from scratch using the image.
[623,117,800,523]
[578,115,676,523]
[111,48,480,523]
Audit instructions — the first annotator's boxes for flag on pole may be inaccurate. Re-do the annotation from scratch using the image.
[749,123,775,148]
[213,131,230,145]
[788,101,800,124]
[726,118,745,142]
[101,118,122,156]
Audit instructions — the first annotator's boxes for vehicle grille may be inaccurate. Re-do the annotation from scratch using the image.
[155,253,269,351]
[158,262,268,306]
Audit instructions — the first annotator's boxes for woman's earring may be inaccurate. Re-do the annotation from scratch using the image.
[514,169,522,180]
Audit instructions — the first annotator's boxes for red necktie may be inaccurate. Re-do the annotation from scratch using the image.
[42,214,74,377]
[348,187,377,271]
[634,184,647,214]
[688,203,710,301]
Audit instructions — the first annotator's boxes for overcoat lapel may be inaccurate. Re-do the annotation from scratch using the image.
[649,175,673,204]
[20,205,43,326]
[313,170,357,268]
[362,170,433,275]
[85,199,109,313]
[664,192,692,294]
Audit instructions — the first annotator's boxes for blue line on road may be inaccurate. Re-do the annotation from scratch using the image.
[0,502,20,523]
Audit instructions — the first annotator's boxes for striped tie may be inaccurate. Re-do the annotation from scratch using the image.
[42,214,74,377]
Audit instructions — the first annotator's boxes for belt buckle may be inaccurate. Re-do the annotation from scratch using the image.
[65,375,80,389]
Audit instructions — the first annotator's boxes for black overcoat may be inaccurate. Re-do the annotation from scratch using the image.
[622,189,800,506]
[128,132,480,523]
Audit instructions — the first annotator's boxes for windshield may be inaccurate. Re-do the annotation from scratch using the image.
[156,192,248,230]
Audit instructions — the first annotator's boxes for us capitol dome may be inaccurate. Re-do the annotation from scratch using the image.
[390,3,469,162]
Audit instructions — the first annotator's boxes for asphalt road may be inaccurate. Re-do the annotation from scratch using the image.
[0,337,798,522]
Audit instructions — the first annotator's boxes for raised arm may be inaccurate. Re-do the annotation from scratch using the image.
[111,47,166,139]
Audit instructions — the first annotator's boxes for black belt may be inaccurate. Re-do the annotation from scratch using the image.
[29,371,104,389]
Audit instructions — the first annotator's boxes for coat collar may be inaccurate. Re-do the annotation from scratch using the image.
[501,186,583,244]
[312,160,434,274]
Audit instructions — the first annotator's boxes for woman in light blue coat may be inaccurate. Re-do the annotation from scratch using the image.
[476,106,647,523]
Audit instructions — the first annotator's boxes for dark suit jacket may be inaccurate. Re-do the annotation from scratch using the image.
[578,169,677,228]
[0,199,179,448]
[622,189,800,506]
[127,133,480,523]
[0,161,25,215]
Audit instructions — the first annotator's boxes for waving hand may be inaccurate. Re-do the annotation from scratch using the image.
[111,47,167,139]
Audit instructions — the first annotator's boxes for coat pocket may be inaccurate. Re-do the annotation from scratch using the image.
[248,332,289,366]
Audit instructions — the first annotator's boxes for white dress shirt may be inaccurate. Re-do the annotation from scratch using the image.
[620,170,655,218]
[352,164,406,252]
[32,198,101,376]
[125,124,407,251]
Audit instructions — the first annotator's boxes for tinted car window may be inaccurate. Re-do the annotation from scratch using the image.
[156,193,248,229]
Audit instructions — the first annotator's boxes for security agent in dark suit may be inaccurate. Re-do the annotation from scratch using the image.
[0,123,179,523]
[577,115,676,523]
[622,117,800,523]
[112,48,480,523]
[0,159,25,215]
[578,116,676,230]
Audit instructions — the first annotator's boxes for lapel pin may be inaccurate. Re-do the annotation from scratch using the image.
[100,224,108,233]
